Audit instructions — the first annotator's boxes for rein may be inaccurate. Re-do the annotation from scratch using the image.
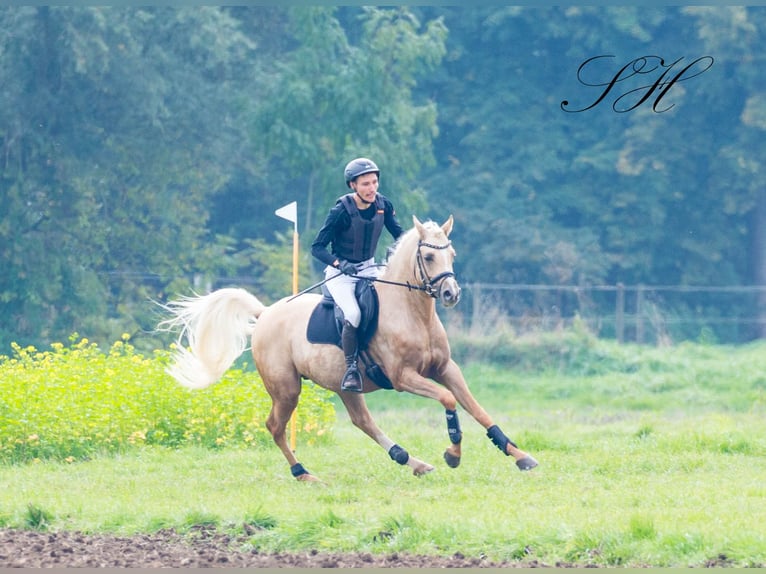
[367,276,431,293]
[288,240,456,302]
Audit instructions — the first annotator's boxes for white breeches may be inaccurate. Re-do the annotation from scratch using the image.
[323,258,380,327]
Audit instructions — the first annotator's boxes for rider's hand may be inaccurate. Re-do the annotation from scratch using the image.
[338,260,358,276]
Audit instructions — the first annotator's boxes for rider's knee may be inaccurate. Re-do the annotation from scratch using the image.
[343,308,362,328]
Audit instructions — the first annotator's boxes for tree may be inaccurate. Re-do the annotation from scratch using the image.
[209,7,447,290]
[0,7,256,349]
[3,7,765,347]
[413,7,766,340]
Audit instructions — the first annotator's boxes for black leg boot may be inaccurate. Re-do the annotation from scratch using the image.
[340,320,363,392]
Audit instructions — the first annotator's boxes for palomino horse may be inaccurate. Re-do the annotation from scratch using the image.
[159,215,538,480]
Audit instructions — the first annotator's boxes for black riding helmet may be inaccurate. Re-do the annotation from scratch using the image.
[344,158,379,188]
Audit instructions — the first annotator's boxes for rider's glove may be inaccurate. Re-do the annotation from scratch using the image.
[338,259,358,276]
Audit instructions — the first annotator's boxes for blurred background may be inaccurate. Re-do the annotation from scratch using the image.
[1,6,764,350]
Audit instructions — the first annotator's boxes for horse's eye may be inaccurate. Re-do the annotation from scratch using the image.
[424,254,435,263]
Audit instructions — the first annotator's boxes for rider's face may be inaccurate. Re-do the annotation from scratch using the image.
[351,173,379,204]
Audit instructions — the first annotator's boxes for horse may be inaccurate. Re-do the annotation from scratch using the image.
[158,215,538,481]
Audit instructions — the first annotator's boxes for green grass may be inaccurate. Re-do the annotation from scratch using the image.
[1,410,764,566]
[1,333,765,566]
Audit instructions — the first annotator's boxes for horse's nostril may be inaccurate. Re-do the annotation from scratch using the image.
[441,288,461,306]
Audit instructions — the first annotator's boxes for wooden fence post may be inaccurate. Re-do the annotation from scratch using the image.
[616,283,625,344]
[636,285,645,344]
[471,283,482,335]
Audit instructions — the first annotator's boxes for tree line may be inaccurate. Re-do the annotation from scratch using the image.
[1,6,764,350]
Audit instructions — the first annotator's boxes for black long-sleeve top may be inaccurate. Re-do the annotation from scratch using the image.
[311,193,404,267]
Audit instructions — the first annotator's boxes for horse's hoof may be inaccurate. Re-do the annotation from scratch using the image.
[515,455,539,471]
[412,464,435,477]
[443,450,461,468]
[296,473,321,482]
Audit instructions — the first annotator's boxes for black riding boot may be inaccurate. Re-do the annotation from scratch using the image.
[340,320,363,392]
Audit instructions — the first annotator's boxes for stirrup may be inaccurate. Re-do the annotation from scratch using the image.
[340,365,363,393]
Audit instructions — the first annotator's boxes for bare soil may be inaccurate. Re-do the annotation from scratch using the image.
[0,527,742,568]
[0,526,561,568]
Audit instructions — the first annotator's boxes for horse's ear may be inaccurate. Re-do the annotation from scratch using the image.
[442,214,454,237]
[413,215,426,237]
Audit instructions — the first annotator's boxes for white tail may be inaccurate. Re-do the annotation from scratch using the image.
[157,288,267,389]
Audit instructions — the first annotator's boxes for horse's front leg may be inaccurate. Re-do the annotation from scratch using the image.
[443,408,463,468]
[433,360,539,471]
[391,366,468,469]
[337,393,434,477]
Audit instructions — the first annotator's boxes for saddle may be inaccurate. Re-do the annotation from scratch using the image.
[306,279,393,390]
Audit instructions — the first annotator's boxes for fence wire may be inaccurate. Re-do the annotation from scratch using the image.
[449,283,766,345]
[102,271,766,345]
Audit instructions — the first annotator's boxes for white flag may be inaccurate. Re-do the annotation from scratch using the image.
[275,201,297,228]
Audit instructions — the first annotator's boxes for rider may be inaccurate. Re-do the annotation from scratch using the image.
[311,157,404,392]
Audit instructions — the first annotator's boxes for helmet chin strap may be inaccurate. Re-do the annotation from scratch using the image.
[355,191,374,206]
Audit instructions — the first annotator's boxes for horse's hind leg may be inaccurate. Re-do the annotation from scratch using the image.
[264,377,320,482]
[338,393,434,477]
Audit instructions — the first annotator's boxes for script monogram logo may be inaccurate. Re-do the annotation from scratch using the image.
[561,55,714,113]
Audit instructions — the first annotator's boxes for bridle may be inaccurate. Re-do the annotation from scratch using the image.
[369,239,455,299]
[414,240,456,298]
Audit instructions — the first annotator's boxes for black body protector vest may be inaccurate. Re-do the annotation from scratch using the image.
[335,194,385,263]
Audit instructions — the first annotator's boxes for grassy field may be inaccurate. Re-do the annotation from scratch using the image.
[1,332,765,567]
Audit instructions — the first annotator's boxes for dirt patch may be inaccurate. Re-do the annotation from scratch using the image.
[0,527,566,568]
[1,527,751,568]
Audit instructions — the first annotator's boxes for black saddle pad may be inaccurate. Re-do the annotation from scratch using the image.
[306,279,379,350]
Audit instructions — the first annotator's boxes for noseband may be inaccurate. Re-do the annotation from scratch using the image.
[416,240,456,298]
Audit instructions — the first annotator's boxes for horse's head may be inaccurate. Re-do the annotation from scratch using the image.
[411,214,461,308]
